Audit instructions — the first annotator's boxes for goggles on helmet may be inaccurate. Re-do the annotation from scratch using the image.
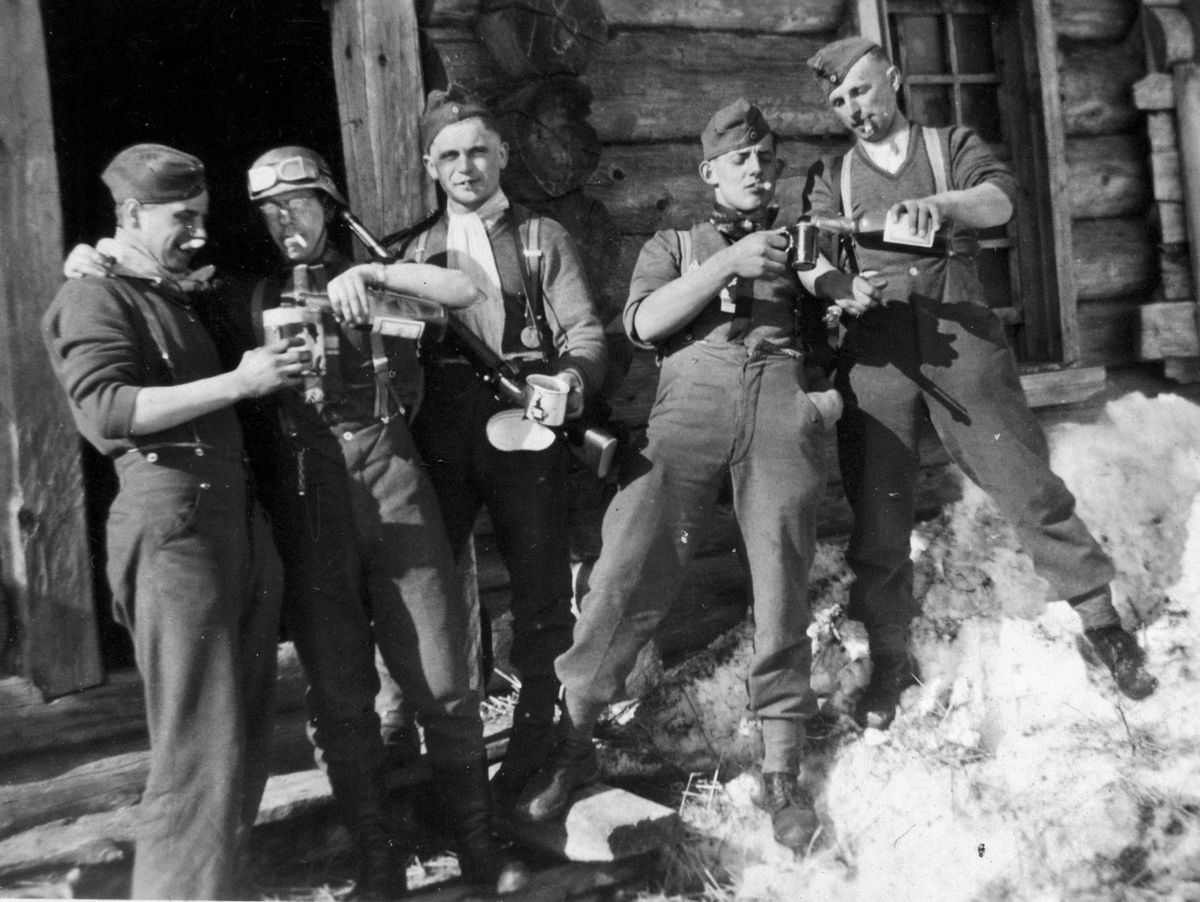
[247,156,322,196]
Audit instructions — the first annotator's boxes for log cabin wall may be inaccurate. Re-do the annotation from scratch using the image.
[1057,0,1158,369]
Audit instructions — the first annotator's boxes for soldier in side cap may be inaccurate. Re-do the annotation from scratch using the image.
[328,84,607,819]
[65,145,522,898]
[513,99,875,853]
[802,37,1157,728]
[42,144,305,900]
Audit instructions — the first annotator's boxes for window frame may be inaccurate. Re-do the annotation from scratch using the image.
[855,0,1080,365]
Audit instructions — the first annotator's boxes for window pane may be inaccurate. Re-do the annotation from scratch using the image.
[894,15,947,75]
[977,247,1013,310]
[953,15,995,74]
[907,85,953,127]
[961,86,1003,144]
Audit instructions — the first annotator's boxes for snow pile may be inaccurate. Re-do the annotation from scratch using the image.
[612,392,1200,901]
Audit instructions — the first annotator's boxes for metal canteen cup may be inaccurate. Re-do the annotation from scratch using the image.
[782,221,819,271]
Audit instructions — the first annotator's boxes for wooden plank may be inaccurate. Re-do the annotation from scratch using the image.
[1061,40,1143,135]
[502,783,680,861]
[1174,63,1200,318]
[1051,0,1137,41]
[1147,111,1178,152]
[589,140,847,235]
[1133,72,1176,111]
[1018,366,1108,408]
[421,0,483,27]
[1020,0,1078,362]
[421,26,521,100]
[600,0,843,33]
[588,30,843,142]
[1150,150,1183,202]
[0,0,100,698]
[1071,218,1154,301]
[1145,7,1196,69]
[1138,301,1200,360]
[1154,201,1189,244]
[330,0,433,242]
[1065,135,1150,220]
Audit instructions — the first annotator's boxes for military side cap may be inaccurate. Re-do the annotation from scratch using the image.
[101,143,206,204]
[700,99,774,162]
[421,85,496,150]
[807,36,882,93]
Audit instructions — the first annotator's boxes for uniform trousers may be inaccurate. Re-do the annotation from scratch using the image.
[835,295,1116,632]
[412,363,576,690]
[557,341,828,770]
[268,416,482,785]
[107,453,281,900]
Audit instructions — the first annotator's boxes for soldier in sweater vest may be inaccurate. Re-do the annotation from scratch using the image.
[803,37,1157,729]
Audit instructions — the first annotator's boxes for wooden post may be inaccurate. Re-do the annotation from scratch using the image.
[0,1,101,697]
[1174,64,1200,320]
[327,0,434,238]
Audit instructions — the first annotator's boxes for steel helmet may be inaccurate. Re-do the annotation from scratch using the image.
[247,146,348,207]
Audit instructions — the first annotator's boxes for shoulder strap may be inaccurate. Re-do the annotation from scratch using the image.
[512,210,556,362]
[412,227,430,263]
[840,148,854,217]
[677,228,694,273]
[250,280,267,345]
[923,125,950,195]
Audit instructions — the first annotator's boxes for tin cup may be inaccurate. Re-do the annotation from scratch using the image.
[782,221,819,272]
[261,306,325,376]
[524,373,571,427]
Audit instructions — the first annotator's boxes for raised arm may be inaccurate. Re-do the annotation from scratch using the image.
[326,261,485,325]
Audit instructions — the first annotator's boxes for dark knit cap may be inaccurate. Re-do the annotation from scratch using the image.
[421,85,496,151]
[807,36,883,93]
[101,143,206,203]
[700,99,774,162]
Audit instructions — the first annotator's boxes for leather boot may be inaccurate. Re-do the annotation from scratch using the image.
[1084,625,1158,699]
[856,624,918,730]
[751,772,819,852]
[512,715,600,824]
[325,760,405,901]
[491,676,560,808]
[433,761,530,895]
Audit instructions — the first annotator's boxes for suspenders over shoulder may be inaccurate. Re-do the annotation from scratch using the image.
[840,125,949,216]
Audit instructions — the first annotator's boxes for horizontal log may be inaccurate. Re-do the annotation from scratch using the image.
[1071,218,1154,300]
[476,0,608,80]
[1139,300,1200,359]
[1051,0,1137,41]
[0,709,320,842]
[600,0,843,33]
[589,140,846,235]
[1,645,307,764]
[1065,134,1150,219]
[1077,296,1141,367]
[421,0,483,27]
[421,26,521,100]
[1061,40,1143,135]
[588,30,843,142]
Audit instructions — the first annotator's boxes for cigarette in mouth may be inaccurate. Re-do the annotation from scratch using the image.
[291,234,308,249]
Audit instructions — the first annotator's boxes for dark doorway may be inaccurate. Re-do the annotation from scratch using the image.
[40,0,345,668]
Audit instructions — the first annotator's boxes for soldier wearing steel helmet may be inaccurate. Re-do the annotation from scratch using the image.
[64,145,530,899]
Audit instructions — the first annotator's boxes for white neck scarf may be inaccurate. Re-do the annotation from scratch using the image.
[446,190,510,353]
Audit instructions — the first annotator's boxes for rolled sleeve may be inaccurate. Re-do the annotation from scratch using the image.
[541,218,608,395]
[623,231,684,349]
[42,279,143,442]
